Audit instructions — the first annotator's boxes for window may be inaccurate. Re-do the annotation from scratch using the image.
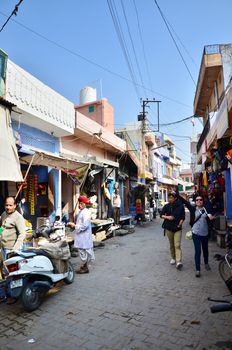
[88,105,95,113]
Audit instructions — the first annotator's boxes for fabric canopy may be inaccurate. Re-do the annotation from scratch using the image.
[0,105,23,182]
[20,150,90,177]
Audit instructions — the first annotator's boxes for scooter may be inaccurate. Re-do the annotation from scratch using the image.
[0,224,75,312]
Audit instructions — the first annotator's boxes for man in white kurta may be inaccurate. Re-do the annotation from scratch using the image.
[68,196,94,274]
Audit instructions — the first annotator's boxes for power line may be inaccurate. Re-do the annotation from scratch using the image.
[165,133,191,139]
[107,0,141,100]
[153,0,196,86]
[133,0,153,93]
[149,115,196,127]
[0,0,24,33]
[174,143,191,159]
[0,10,192,110]
[161,11,198,69]
[120,0,146,97]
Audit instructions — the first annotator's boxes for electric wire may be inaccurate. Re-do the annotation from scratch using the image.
[165,133,191,139]
[160,10,198,69]
[153,0,196,86]
[0,0,23,33]
[149,115,195,127]
[120,0,146,97]
[107,0,141,100]
[0,11,192,110]
[133,0,153,93]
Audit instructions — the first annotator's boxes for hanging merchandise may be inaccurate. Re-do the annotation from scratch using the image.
[28,175,37,216]
[34,175,38,205]
[23,179,28,202]
[208,172,217,183]
[213,148,228,172]
[202,170,209,187]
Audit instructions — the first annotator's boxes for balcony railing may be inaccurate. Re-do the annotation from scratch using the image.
[204,44,220,55]
[197,118,210,153]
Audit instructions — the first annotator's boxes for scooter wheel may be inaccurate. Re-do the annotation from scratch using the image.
[20,282,42,312]
[64,262,75,284]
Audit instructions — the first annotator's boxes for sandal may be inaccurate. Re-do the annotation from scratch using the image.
[76,267,89,274]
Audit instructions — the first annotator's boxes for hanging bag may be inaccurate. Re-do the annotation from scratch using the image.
[185,211,203,240]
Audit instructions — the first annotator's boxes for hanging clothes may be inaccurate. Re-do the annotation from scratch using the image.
[202,171,209,187]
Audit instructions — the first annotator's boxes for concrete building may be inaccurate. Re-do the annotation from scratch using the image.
[0,50,80,227]
[60,92,127,220]
[193,43,232,219]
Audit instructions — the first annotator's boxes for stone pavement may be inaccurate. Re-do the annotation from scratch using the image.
[0,217,231,350]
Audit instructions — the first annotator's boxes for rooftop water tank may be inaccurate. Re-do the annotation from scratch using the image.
[80,86,97,105]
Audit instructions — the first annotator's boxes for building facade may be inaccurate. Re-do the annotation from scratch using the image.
[193,44,232,219]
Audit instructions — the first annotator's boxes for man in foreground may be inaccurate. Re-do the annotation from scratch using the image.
[0,196,26,259]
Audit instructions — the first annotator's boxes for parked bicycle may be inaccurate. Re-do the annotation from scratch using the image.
[218,227,232,293]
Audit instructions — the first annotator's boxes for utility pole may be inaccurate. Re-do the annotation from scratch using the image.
[137,99,161,183]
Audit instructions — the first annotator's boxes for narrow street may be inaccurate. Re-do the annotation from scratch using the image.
[0,218,231,350]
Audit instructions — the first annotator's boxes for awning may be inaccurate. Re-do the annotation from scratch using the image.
[20,150,90,176]
[0,105,23,181]
[130,181,148,188]
[158,177,178,185]
[93,156,119,168]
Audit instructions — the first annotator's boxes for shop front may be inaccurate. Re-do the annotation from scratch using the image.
[19,150,90,228]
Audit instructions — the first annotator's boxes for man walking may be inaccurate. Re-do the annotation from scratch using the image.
[68,196,95,274]
[111,188,121,225]
[102,181,113,219]
[160,192,185,269]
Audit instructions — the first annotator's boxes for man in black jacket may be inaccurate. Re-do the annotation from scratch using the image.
[160,192,185,269]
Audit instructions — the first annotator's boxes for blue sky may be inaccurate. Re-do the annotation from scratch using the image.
[0,0,231,163]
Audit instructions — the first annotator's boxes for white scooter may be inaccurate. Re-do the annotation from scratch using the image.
[1,224,75,312]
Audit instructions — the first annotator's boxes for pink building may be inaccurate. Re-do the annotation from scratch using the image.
[75,98,114,133]
[60,91,126,220]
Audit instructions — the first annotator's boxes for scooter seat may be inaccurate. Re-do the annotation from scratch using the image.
[22,249,51,258]
[9,249,50,259]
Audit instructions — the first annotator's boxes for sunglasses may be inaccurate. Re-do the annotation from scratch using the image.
[196,198,203,201]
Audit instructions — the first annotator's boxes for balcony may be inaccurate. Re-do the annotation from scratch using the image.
[199,85,231,153]
[74,111,126,153]
[194,45,222,118]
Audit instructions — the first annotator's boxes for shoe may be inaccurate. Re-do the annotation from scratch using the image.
[170,259,176,265]
[76,267,89,274]
[195,271,200,277]
[205,264,211,271]
[176,262,183,270]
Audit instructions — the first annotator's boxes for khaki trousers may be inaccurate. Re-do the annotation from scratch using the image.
[166,229,182,263]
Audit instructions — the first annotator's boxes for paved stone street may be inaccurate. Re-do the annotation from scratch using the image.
[0,217,231,350]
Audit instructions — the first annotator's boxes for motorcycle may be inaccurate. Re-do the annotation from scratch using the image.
[0,223,75,312]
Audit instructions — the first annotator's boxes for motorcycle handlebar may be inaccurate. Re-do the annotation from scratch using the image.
[210,303,232,313]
